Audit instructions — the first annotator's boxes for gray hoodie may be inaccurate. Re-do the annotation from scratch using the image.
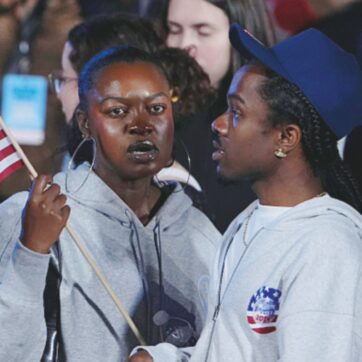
[0,165,220,361]
[136,195,362,361]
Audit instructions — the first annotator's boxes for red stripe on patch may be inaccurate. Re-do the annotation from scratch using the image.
[247,316,256,324]
[252,326,276,334]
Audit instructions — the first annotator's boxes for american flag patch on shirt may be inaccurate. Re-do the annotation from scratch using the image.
[247,286,282,334]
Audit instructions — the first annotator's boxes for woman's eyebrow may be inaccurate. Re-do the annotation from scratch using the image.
[167,20,181,27]
[99,92,169,103]
[194,23,212,29]
[168,20,213,30]
[99,96,129,104]
[147,92,169,100]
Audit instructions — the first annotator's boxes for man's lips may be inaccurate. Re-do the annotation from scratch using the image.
[212,139,225,161]
[127,140,159,162]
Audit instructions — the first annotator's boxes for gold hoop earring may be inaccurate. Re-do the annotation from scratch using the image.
[170,87,180,103]
[274,148,287,159]
[171,94,179,103]
[65,136,96,194]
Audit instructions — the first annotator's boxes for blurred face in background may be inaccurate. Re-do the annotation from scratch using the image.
[167,0,231,88]
[57,42,79,123]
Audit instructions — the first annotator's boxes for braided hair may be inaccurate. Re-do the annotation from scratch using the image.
[259,68,362,213]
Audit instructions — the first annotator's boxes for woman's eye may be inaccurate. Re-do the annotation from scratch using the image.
[168,25,181,35]
[198,30,211,37]
[149,104,166,114]
[108,107,126,117]
[197,26,212,37]
[169,29,181,35]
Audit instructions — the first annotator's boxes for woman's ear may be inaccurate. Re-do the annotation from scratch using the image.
[76,108,90,138]
[276,123,302,153]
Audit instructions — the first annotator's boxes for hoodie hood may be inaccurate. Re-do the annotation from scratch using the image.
[249,194,362,232]
[276,195,360,229]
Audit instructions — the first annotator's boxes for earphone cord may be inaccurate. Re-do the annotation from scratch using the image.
[171,137,192,194]
[126,210,152,342]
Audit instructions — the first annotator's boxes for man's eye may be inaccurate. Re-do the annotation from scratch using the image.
[149,104,166,114]
[231,109,242,126]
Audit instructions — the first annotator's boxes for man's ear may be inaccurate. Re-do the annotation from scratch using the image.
[76,108,90,138]
[276,123,302,153]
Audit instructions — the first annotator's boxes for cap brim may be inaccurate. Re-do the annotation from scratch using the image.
[229,23,290,80]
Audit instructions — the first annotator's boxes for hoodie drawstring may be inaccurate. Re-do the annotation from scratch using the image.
[125,209,152,342]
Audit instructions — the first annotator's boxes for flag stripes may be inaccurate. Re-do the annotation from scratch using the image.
[0,128,23,182]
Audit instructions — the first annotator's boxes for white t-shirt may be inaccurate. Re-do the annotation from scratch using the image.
[224,202,291,280]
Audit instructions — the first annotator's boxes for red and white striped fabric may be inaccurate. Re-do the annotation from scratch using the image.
[0,127,23,182]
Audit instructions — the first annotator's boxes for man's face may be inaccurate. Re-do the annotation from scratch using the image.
[211,64,279,182]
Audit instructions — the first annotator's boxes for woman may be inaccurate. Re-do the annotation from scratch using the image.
[162,0,277,112]
[51,13,212,190]
[51,13,212,124]
[164,0,275,88]
[160,0,276,232]
[130,25,362,362]
[0,46,220,361]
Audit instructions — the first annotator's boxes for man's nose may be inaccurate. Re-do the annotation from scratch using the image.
[211,113,229,136]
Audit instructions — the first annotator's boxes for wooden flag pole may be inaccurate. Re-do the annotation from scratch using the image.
[0,116,146,346]
[62,224,146,346]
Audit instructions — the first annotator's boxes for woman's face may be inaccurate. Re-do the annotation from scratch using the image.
[166,0,231,88]
[57,42,79,123]
[82,61,174,183]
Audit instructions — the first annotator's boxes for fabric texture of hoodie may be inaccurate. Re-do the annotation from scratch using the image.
[0,164,220,361]
[135,195,362,362]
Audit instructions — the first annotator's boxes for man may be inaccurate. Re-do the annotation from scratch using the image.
[130,24,362,362]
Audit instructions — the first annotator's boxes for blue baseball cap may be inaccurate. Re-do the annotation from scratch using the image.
[229,23,362,138]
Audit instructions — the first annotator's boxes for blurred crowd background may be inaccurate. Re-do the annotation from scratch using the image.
[0,0,361,212]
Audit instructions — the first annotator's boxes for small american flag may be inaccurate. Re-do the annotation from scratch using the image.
[0,127,23,182]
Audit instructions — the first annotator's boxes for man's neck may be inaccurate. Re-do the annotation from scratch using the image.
[252,164,324,207]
